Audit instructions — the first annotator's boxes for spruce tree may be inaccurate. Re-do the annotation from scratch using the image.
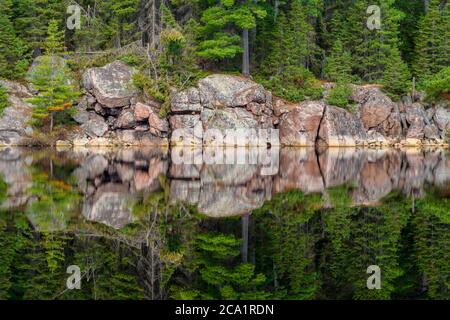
[382,47,411,100]
[324,39,353,83]
[0,0,29,79]
[44,20,65,55]
[12,0,65,54]
[330,0,405,83]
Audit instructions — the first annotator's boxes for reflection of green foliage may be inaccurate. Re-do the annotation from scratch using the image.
[172,231,269,300]
[27,168,80,232]
[0,174,8,205]
[195,233,240,260]
[66,238,144,300]
[411,192,450,299]
[0,211,15,298]
[253,191,323,299]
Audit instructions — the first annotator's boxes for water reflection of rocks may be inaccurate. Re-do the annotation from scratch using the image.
[0,147,449,228]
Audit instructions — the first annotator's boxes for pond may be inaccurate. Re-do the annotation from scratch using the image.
[0,146,448,300]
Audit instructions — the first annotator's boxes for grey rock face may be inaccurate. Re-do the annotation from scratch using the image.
[116,130,168,146]
[169,114,203,145]
[0,80,34,146]
[115,109,136,129]
[279,101,325,146]
[434,107,450,132]
[318,105,367,146]
[83,60,137,108]
[198,74,266,108]
[405,103,427,139]
[171,87,202,112]
[352,85,401,138]
[81,115,109,137]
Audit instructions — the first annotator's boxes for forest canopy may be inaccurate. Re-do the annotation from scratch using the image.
[0,0,449,102]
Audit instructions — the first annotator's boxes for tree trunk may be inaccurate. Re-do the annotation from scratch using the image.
[50,112,54,133]
[241,213,249,263]
[242,29,250,77]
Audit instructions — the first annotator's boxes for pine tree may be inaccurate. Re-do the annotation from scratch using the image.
[27,56,80,132]
[196,0,267,76]
[414,0,450,79]
[44,20,65,55]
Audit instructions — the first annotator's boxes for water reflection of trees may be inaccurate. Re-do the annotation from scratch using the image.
[0,155,448,300]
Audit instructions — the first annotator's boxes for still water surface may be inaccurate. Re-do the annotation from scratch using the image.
[0,147,448,300]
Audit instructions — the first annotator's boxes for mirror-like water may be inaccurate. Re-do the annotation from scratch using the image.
[0,147,448,300]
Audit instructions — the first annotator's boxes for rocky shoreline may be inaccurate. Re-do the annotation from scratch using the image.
[0,60,448,148]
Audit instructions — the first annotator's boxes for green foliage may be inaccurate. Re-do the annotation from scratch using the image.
[326,83,354,110]
[421,67,450,104]
[414,0,450,79]
[12,0,66,53]
[0,1,30,79]
[330,0,405,83]
[0,83,9,116]
[382,47,411,100]
[259,66,323,102]
[324,40,353,83]
[196,0,267,61]
[26,168,80,233]
[43,20,65,55]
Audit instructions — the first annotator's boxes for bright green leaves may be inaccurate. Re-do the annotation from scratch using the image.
[230,7,257,29]
[27,55,80,131]
[421,67,450,104]
[197,33,242,60]
[196,0,267,61]
[222,0,235,8]
[0,84,8,116]
[43,20,65,55]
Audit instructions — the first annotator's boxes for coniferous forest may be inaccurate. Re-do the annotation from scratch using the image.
[0,0,449,105]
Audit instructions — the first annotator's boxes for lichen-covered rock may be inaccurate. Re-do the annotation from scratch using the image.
[169,114,203,145]
[405,103,427,139]
[318,105,367,146]
[352,85,401,137]
[424,124,440,140]
[148,109,169,137]
[115,109,136,129]
[81,115,109,138]
[0,80,33,146]
[434,107,450,132]
[198,74,266,108]
[116,130,168,146]
[83,60,137,108]
[279,101,325,146]
[134,102,153,121]
[171,87,202,112]
[201,108,261,146]
[272,97,297,117]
